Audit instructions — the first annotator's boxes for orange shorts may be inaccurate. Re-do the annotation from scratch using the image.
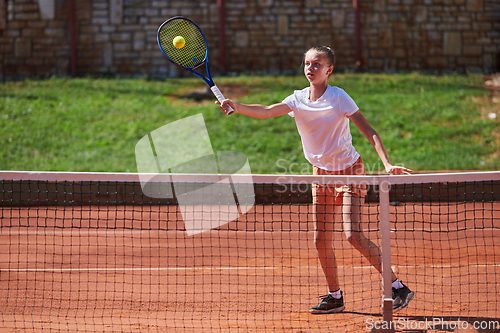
[312,157,368,206]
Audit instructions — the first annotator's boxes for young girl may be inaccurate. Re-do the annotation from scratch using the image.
[217,46,414,314]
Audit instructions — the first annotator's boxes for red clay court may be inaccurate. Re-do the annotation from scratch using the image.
[0,172,499,332]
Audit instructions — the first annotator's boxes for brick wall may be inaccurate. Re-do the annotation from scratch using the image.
[360,0,500,72]
[223,0,358,74]
[0,0,499,79]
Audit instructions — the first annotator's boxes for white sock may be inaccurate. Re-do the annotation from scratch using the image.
[392,279,404,289]
[329,289,342,299]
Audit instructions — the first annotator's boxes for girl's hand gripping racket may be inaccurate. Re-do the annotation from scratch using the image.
[157,16,234,115]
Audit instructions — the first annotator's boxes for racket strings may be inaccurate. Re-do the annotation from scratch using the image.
[158,18,207,68]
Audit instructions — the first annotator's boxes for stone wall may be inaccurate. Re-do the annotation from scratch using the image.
[223,0,358,74]
[0,0,499,79]
[360,0,500,73]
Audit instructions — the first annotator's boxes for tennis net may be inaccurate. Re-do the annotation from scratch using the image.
[0,171,499,332]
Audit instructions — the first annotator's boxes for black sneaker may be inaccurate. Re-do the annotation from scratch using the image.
[392,283,415,312]
[309,293,345,314]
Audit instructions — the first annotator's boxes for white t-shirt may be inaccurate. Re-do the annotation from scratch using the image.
[282,85,360,171]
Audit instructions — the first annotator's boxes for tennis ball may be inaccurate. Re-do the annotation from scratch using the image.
[173,36,185,49]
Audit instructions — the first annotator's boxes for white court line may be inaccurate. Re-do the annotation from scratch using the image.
[390,227,499,233]
[3,264,499,273]
[1,227,498,236]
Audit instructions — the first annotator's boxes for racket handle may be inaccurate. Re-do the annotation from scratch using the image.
[211,85,234,115]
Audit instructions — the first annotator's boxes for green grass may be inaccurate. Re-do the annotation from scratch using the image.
[0,73,498,174]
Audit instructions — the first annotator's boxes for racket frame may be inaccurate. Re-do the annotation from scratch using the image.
[157,16,234,114]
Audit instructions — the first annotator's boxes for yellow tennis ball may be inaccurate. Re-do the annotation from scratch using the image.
[173,36,185,49]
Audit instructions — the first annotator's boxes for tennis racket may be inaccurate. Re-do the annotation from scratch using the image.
[157,16,234,115]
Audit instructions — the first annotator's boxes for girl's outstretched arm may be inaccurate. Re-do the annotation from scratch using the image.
[217,100,291,119]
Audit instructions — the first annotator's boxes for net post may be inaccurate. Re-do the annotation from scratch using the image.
[372,177,395,333]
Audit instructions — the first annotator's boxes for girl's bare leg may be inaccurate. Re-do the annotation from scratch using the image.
[314,194,340,292]
[342,193,397,281]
